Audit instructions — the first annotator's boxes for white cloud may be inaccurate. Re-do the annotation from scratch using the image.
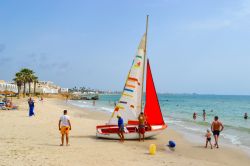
[188,0,250,30]
[189,19,232,30]
[233,0,250,17]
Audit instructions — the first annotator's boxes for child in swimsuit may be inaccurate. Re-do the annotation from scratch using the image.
[205,129,213,149]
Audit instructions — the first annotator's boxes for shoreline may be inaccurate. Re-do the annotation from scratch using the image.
[1,97,249,166]
[67,99,250,156]
[65,99,250,157]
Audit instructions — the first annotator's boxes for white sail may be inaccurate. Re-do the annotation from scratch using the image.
[108,34,146,125]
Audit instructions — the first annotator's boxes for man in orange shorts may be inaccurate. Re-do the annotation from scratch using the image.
[58,110,71,146]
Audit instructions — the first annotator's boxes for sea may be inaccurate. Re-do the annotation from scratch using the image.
[68,94,250,153]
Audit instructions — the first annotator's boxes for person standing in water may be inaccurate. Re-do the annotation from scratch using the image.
[244,113,248,119]
[138,112,146,142]
[28,97,35,117]
[59,110,71,146]
[211,116,224,148]
[117,115,124,142]
[193,112,197,120]
[203,110,206,121]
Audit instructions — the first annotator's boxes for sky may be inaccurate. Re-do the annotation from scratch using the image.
[1,0,250,95]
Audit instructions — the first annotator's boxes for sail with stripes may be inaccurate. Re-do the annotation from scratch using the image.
[108,34,146,125]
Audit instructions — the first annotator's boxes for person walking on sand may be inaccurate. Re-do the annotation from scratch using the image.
[205,129,213,149]
[40,96,43,102]
[211,116,224,148]
[59,110,71,146]
[117,115,124,142]
[138,112,146,142]
[28,97,35,116]
[203,110,206,121]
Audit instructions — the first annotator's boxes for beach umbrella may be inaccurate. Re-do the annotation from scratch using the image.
[2,90,16,101]
[0,91,3,99]
[3,90,15,95]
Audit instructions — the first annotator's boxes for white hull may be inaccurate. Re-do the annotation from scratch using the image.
[96,125,166,140]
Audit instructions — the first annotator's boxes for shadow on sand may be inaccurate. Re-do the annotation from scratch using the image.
[71,135,97,139]
[192,145,207,149]
[37,143,62,147]
[70,135,158,143]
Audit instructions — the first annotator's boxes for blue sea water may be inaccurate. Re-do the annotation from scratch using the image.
[68,94,250,152]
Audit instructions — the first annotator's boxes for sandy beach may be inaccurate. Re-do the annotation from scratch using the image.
[0,98,249,166]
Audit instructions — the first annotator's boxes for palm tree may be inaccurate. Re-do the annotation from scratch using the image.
[33,76,38,96]
[13,72,23,99]
[13,68,38,98]
[20,68,30,97]
[19,68,35,97]
[27,74,34,96]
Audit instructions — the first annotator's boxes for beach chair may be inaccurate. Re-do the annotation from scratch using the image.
[0,102,5,110]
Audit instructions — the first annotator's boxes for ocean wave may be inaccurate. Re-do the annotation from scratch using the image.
[68,101,93,108]
[221,133,241,145]
[68,100,114,113]
[183,126,202,132]
[223,125,250,133]
[165,115,250,134]
[166,120,183,124]
[171,120,243,146]
[98,107,114,113]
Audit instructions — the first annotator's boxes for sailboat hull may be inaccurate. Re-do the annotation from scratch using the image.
[96,124,167,140]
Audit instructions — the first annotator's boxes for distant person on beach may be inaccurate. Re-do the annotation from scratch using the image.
[193,112,197,120]
[205,129,213,149]
[93,100,95,106]
[211,116,224,148]
[244,113,248,119]
[117,115,124,142]
[65,95,69,103]
[28,97,35,116]
[138,112,146,142]
[203,110,206,121]
[40,96,44,103]
[59,110,71,146]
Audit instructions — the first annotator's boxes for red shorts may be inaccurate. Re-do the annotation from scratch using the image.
[139,125,145,134]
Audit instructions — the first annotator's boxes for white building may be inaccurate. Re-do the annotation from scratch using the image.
[60,88,69,93]
[36,81,60,94]
[0,80,18,93]
[39,87,59,94]
[1,79,68,94]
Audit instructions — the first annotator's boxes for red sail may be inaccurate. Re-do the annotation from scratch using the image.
[144,60,165,125]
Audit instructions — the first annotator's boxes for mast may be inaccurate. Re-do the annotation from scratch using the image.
[141,15,149,113]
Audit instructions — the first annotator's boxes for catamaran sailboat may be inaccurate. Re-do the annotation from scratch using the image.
[96,16,167,139]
